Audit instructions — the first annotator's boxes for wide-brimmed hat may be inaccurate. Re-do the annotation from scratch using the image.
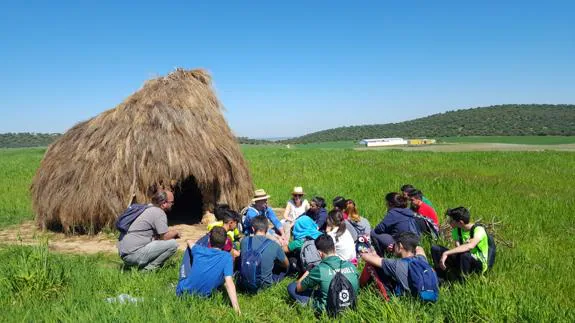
[292,186,305,195]
[252,189,271,202]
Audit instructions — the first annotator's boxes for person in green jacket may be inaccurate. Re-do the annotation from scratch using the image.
[287,234,359,313]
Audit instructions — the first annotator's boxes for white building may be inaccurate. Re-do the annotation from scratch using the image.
[359,138,408,147]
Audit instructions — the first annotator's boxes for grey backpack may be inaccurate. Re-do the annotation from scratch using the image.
[300,237,321,271]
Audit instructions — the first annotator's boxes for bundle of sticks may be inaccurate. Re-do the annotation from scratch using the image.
[439,216,514,248]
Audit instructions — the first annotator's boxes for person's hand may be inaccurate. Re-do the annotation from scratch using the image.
[439,253,448,270]
[386,243,394,252]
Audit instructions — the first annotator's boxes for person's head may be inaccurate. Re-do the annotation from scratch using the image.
[291,186,305,206]
[308,196,325,216]
[314,233,336,258]
[446,207,471,228]
[223,210,240,230]
[152,190,175,211]
[251,215,269,234]
[393,231,420,257]
[346,199,360,222]
[209,226,228,250]
[326,210,346,241]
[252,189,270,211]
[214,204,230,221]
[406,189,424,208]
[385,192,408,209]
[332,196,347,211]
[400,184,415,197]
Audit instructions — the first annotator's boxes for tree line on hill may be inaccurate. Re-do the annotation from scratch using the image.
[2,104,573,148]
[0,133,62,148]
[281,104,575,144]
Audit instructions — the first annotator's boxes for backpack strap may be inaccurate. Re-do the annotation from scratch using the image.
[469,223,479,239]
[457,228,464,245]
[254,238,273,255]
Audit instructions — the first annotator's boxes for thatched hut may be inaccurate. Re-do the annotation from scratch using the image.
[31,69,253,233]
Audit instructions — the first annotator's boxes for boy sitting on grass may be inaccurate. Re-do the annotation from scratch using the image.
[431,207,490,281]
[360,232,438,299]
[287,234,359,314]
[176,226,240,314]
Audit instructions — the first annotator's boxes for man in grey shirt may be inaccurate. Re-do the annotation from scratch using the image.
[119,190,181,271]
[359,232,431,296]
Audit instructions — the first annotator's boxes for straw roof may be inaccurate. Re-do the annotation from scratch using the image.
[30,69,253,233]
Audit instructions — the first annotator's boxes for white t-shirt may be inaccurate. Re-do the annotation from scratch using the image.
[284,199,310,222]
[327,227,357,262]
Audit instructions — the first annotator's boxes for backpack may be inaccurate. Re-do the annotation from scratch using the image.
[239,237,273,293]
[115,204,151,241]
[458,224,496,270]
[300,237,322,271]
[403,257,439,302]
[414,214,439,240]
[325,260,357,317]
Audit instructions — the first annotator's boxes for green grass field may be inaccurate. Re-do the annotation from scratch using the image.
[1,147,574,322]
[439,136,575,145]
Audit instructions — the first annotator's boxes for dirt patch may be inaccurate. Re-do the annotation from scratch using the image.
[0,208,287,255]
[355,143,575,152]
[0,221,207,254]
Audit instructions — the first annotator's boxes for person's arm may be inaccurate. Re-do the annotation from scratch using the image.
[266,208,284,235]
[224,276,241,314]
[276,244,289,268]
[295,271,311,292]
[360,251,383,268]
[283,202,292,221]
[373,215,390,234]
[440,235,482,269]
[160,229,180,240]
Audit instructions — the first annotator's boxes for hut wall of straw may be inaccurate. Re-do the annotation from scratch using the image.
[30,69,253,233]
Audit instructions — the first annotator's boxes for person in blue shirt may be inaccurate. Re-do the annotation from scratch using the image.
[242,189,285,239]
[176,226,240,314]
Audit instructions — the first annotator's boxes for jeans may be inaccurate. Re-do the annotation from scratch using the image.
[370,231,395,257]
[122,239,178,271]
[287,282,312,305]
[431,245,483,281]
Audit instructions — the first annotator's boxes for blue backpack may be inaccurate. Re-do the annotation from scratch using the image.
[115,204,151,241]
[239,237,272,293]
[403,257,439,302]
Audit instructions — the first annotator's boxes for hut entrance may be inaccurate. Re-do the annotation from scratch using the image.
[169,176,204,225]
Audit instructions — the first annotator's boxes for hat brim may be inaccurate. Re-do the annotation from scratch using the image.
[252,195,270,202]
[292,192,305,195]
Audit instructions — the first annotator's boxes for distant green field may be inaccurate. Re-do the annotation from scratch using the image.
[1,147,574,321]
[439,136,575,145]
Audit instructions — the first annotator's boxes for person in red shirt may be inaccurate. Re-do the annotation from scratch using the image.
[407,189,439,227]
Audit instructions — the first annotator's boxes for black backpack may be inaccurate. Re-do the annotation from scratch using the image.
[458,224,496,269]
[325,260,357,317]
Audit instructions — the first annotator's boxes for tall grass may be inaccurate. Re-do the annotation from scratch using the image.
[0,147,574,322]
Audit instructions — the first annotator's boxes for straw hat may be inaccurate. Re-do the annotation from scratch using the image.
[252,189,271,202]
[292,186,305,195]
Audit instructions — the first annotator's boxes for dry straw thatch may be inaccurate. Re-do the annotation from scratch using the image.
[31,68,253,233]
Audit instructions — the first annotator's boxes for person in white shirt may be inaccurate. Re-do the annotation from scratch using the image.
[283,186,310,222]
[326,210,357,266]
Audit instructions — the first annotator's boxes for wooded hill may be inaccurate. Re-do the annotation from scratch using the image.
[283,104,575,144]
[2,104,574,148]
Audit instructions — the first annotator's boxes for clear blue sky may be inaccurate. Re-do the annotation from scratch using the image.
[1,1,573,138]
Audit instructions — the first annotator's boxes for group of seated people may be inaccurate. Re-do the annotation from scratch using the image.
[118,185,494,316]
